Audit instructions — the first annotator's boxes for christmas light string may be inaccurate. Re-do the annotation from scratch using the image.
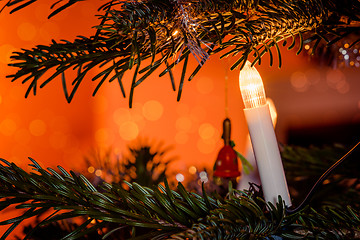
[286,140,360,213]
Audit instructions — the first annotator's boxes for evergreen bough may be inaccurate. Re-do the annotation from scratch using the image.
[2,0,360,106]
[0,149,359,239]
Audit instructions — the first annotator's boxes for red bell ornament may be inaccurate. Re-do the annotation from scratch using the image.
[213,118,241,178]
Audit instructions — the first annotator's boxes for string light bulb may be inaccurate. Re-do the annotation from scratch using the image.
[239,61,267,109]
[239,61,291,206]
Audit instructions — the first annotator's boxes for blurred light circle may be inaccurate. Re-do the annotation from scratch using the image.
[119,121,139,141]
[113,108,131,125]
[17,22,37,41]
[290,71,309,92]
[198,123,215,140]
[188,166,197,175]
[29,119,47,136]
[0,119,17,136]
[176,173,185,182]
[142,100,164,121]
[95,169,103,177]
[88,166,95,173]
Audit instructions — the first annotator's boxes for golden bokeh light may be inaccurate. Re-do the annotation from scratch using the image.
[336,81,350,94]
[88,166,95,173]
[198,123,215,140]
[95,169,103,177]
[119,121,139,141]
[130,109,144,122]
[142,100,164,121]
[326,69,349,94]
[29,119,47,136]
[113,108,131,125]
[17,22,37,41]
[0,118,17,136]
[95,128,114,145]
[188,166,197,174]
[290,71,309,92]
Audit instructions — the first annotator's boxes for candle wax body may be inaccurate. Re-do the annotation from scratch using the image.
[244,104,291,206]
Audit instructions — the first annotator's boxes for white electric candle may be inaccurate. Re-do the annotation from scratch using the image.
[237,98,277,191]
[239,61,291,206]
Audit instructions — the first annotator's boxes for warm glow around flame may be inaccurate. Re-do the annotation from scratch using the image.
[267,98,278,126]
[239,61,267,109]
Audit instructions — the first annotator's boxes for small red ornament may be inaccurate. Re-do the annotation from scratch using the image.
[213,118,241,178]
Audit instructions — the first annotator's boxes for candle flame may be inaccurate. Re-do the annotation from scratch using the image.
[239,61,266,109]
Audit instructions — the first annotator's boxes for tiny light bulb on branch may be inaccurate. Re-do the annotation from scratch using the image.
[239,62,267,109]
[239,61,291,206]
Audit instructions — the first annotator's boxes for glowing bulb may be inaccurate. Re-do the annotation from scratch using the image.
[176,173,185,182]
[188,166,197,174]
[239,61,267,109]
[238,61,291,206]
[95,169,102,177]
[88,166,95,173]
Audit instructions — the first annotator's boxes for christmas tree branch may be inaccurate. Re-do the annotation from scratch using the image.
[0,157,210,239]
[1,0,85,18]
[0,157,359,239]
[4,0,360,105]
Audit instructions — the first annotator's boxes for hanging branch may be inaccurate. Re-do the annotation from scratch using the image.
[3,0,360,105]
